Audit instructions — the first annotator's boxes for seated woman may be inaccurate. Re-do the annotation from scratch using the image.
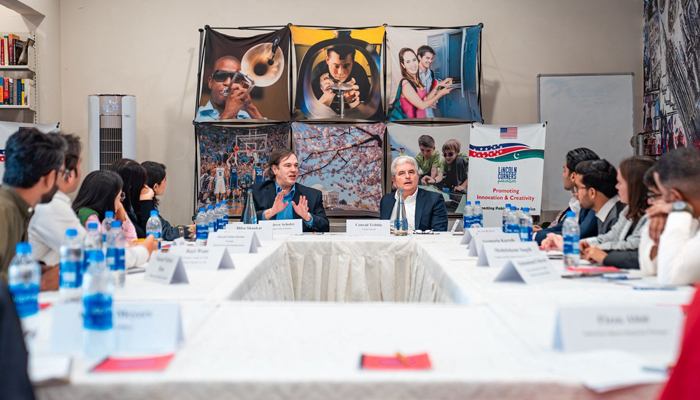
[139,161,195,240]
[110,158,149,238]
[396,48,454,119]
[579,156,655,268]
[72,170,156,266]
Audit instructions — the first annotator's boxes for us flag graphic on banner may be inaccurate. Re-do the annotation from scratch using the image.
[500,127,518,139]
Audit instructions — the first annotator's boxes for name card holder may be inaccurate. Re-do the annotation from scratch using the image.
[468,233,520,257]
[168,246,235,270]
[259,219,303,236]
[226,223,272,242]
[461,227,504,245]
[208,231,258,254]
[477,241,540,267]
[494,255,560,284]
[346,220,391,236]
[145,252,189,284]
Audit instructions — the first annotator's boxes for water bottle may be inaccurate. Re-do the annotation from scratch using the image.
[562,211,581,267]
[207,205,217,233]
[59,229,83,301]
[473,201,483,228]
[463,201,473,229]
[215,203,223,230]
[394,189,408,236]
[220,202,229,227]
[82,251,114,358]
[506,206,520,234]
[502,203,511,232]
[519,207,533,242]
[242,189,258,224]
[195,207,209,246]
[146,210,163,249]
[8,242,41,345]
[106,221,126,288]
[101,211,114,243]
[83,222,103,275]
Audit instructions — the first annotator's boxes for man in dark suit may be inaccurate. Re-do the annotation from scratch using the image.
[252,148,329,233]
[379,156,448,231]
[535,148,600,244]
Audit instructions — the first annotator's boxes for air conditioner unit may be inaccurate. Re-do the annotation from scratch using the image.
[88,94,136,172]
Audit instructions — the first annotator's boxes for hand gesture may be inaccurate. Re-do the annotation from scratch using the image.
[141,235,159,256]
[265,192,289,219]
[580,240,590,255]
[646,200,672,244]
[115,201,127,223]
[319,73,336,107]
[584,246,607,264]
[220,86,248,119]
[542,233,563,251]
[292,195,311,222]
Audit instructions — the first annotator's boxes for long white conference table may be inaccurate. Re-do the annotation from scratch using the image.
[33,233,694,400]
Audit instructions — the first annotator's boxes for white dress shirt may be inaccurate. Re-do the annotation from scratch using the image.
[390,189,418,231]
[656,212,700,285]
[28,190,149,267]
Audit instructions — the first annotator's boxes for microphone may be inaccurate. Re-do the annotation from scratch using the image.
[267,37,280,66]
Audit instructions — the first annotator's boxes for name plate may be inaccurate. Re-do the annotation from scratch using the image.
[468,233,520,257]
[207,231,258,254]
[172,237,187,246]
[145,252,188,284]
[259,219,303,236]
[461,227,503,245]
[346,220,391,236]
[226,222,272,242]
[478,241,540,267]
[50,302,183,354]
[167,246,235,270]
[494,255,560,284]
[553,307,683,354]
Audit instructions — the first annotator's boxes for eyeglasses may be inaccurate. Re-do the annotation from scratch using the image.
[120,192,126,202]
[646,191,661,201]
[573,184,589,194]
[443,152,455,157]
[211,69,237,83]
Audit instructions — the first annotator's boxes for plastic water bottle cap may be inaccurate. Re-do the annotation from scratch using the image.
[522,207,529,212]
[15,242,31,254]
[111,220,122,228]
[566,211,576,218]
[88,222,99,230]
[105,211,114,219]
[199,207,206,212]
[207,205,214,210]
[466,201,471,205]
[150,210,158,217]
[506,204,511,208]
[215,203,220,207]
[88,251,105,263]
[475,201,480,205]
[65,228,78,237]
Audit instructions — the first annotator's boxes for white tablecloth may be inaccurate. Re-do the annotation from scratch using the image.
[34,233,694,400]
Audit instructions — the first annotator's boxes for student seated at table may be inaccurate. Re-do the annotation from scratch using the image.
[643,147,700,285]
[139,161,194,240]
[534,148,600,244]
[72,170,156,266]
[380,155,448,231]
[252,148,329,232]
[579,156,655,268]
[542,159,624,250]
[110,158,149,238]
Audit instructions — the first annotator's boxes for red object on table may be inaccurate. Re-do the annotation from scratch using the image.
[565,266,622,273]
[361,353,432,370]
[92,354,175,373]
[39,302,51,310]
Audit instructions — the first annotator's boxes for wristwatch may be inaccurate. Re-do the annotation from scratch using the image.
[671,201,694,214]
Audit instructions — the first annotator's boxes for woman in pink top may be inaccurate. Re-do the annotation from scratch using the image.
[397,48,455,119]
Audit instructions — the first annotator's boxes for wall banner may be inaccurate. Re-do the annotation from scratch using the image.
[467,124,546,227]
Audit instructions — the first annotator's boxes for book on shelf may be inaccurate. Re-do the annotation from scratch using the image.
[2,36,7,66]
[7,34,19,66]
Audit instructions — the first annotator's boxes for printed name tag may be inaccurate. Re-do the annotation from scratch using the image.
[259,219,303,236]
[226,223,272,242]
[145,252,188,285]
[494,255,560,284]
[553,307,683,354]
[167,246,235,270]
[207,231,258,254]
[468,233,520,257]
[346,220,391,236]
[477,241,540,267]
[461,227,503,245]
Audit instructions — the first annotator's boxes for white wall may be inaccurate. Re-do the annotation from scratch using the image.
[57,0,644,223]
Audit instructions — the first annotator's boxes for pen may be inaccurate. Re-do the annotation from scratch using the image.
[633,286,677,291]
[601,275,640,280]
[395,352,410,366]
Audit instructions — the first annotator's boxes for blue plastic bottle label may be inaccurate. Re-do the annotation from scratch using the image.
[9,283,39,318]
[60,261,81,288]
[106,248,126,271]
[196,224,209,240]
[148,231,163,249]
[394,219,408,230]
[563,234,580,255]
[83,293,113,331]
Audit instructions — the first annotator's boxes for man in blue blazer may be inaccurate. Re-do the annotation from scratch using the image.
[252,148,329,233]
[379,156,448,231]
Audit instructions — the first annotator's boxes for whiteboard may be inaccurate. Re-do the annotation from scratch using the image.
[538,73,635,212]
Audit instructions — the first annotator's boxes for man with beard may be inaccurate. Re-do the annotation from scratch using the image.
[252,148,329,232]
[0,128,66,280]
[195,55,263,121]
